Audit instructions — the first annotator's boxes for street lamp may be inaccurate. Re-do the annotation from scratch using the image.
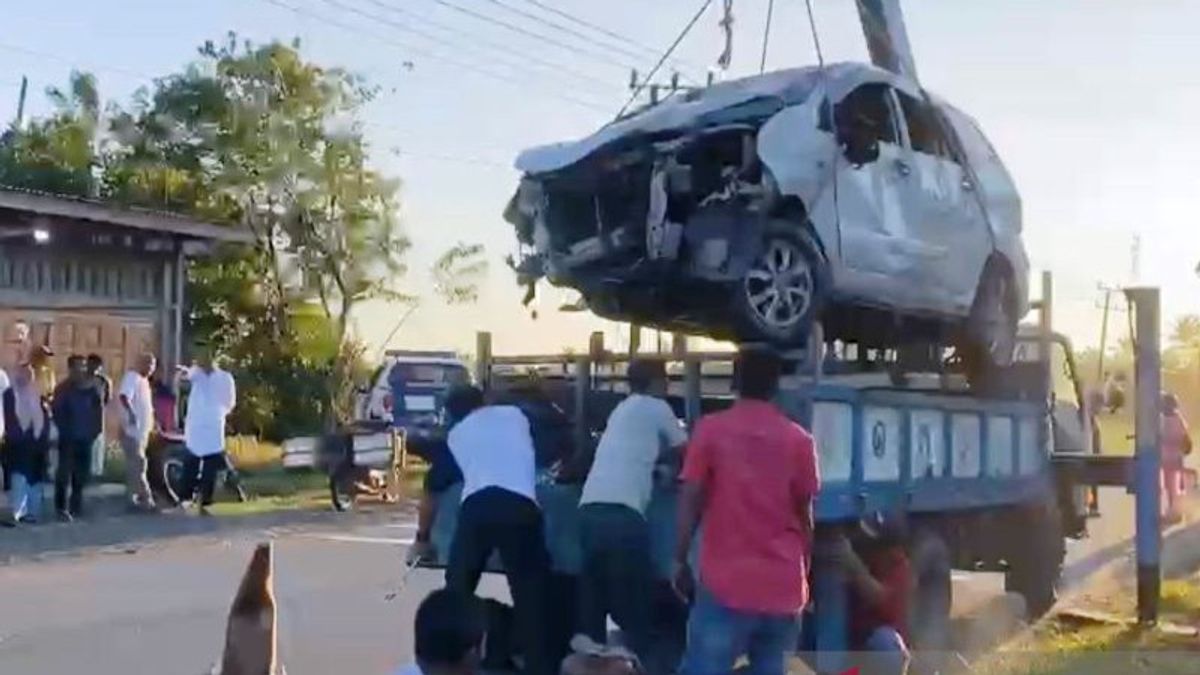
[32,227,50,244]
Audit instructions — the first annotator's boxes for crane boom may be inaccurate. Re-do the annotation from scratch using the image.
[855,0,919,81]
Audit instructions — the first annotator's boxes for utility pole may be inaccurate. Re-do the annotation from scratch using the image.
[627,69,707,107]
[15,76,28,128]
[1097,284,1116,381]
[1127,287,1162,624]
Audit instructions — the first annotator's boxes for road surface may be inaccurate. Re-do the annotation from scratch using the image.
[0,488,1140,674]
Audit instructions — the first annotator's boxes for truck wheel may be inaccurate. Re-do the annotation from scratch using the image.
[907,528,953,653]
[733,223,825,346]
[1004,498,1065,618]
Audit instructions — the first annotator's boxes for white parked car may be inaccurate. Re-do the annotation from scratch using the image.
[505,62,1029,367]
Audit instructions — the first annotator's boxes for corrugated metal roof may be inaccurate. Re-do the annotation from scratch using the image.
[0,186,254,243]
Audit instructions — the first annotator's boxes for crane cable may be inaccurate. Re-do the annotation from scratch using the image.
[615,0,715,119]
[803,0,826,68]
[759,0,775,73]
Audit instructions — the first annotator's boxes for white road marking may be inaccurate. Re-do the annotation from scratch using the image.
[384,522,418,530]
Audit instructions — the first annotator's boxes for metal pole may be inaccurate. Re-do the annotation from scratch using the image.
[684,357,702,431]
[1127,287,1161,624]
[573,354,591,456]
[474,332,492,391]
[1097,288,1112,381]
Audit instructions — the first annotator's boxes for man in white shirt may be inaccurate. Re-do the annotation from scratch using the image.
[576,359,688,662]
[176,344,236,515]
[118,353,157,510]
[411,385,553,675]
[393,588,485,675]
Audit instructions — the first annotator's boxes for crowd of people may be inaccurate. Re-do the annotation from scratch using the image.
[0,341,239,525]
[400,348,914,675]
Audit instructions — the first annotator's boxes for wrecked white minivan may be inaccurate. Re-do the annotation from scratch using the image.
[505,62,1028,366]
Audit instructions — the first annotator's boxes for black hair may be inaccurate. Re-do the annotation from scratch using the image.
[67,354,86,368]
[445,385,485,423]
[414,588,485,666]
[628,358,667,394]
[735,347,782,400]
[86,353,103,365]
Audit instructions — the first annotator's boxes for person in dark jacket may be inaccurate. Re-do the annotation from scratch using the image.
[4,364,51,524]
[52,355,105,521]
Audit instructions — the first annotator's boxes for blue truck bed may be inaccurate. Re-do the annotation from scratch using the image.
[428,382,1052,577]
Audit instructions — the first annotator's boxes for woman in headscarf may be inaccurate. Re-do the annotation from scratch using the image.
[4,364,51,523]
[1161,392,1192,524]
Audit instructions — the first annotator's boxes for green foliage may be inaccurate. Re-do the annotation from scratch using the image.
[0,71,99,195]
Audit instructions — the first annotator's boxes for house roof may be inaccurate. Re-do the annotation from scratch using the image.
[0,187,255,244]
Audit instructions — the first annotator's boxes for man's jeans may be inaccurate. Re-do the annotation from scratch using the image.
[9,473,43,521]
[578,503,653,660]
[681,584,799,675]
[446,487,554,675]
[55,439,94,516]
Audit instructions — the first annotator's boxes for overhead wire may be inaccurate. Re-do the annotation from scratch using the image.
[514,0,707,76]
[422,0,635,74]
[616,0,714,119]
[471,0,646,65]
[260,0,611,113]
[357,0,619,92]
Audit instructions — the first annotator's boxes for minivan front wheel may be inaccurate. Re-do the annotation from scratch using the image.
[733,226,823,346]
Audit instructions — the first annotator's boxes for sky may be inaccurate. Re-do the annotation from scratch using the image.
[2,0,1198,358]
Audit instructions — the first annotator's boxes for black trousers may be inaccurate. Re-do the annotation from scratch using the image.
[55,438,94,515]
[178,451,225,506]
[446,487,553,675]
[578,502,654,660]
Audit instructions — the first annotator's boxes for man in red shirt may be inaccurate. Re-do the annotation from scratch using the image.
[834,511,912,675]
[673,348,820,675]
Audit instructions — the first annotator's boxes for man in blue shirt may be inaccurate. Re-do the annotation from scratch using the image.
[52,355,105,520]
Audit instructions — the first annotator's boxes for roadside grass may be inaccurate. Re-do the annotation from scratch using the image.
[1095,412,1135,456]
[981,577,1200,675]
[99,435,423,517]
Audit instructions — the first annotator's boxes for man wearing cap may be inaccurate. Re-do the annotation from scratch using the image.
[576,358,687,664]
[673,348,820,675]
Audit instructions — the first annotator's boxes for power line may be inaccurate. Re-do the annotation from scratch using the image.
[260,0,610,113]
[357,0,619,92]
[616,0,714,119]
[515,0,674,60]
[472,0,648,67]
[0,41,154,82]
[423,0,635,74]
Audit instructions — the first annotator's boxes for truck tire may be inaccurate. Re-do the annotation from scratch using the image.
[1004,498,1065,619]
[907,528,953,653]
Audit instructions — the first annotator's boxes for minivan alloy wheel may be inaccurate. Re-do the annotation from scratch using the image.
[744,239,815,330]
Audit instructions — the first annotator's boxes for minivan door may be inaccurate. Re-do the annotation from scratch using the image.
[893,89,992,314]
[831,82,927,304]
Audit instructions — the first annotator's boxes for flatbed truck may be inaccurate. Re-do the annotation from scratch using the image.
[420,273,1134,672]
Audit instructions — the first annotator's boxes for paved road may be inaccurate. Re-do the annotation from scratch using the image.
[0,488,1143,674]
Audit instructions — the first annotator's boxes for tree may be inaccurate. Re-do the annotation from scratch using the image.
[0,71,100,195]
[5,36,487,436]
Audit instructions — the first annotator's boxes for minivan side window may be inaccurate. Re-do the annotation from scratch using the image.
[834,83,899,146]
[896,92,960,162]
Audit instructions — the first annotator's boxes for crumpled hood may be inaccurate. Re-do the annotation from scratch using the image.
[514,65,841,176]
